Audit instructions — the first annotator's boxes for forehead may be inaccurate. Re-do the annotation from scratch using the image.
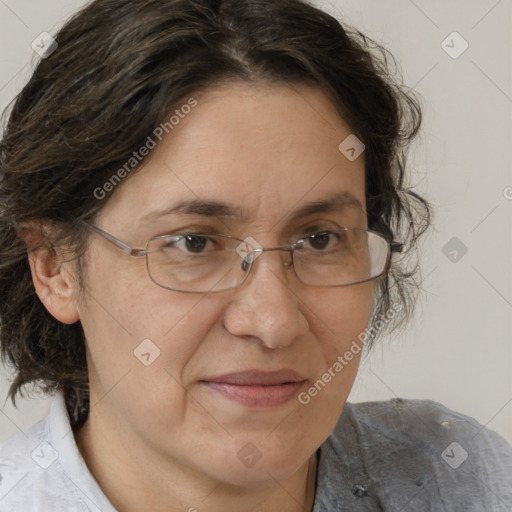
[99,81,366,230]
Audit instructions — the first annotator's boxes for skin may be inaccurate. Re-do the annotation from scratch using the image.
[27,81,374,512]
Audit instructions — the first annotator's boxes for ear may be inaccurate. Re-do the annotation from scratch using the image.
[20,224,80,325]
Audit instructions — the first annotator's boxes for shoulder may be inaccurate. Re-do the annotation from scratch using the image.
[314,398,512,511]
[339,397,512,457]
[0,397,93,512]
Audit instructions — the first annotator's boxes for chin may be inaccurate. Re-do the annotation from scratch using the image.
[202,444,306,489]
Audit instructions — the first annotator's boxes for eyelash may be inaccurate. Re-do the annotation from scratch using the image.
[300,224,335,237]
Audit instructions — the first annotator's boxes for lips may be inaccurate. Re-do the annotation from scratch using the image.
[200,369,307,408]
[202,369,306,386]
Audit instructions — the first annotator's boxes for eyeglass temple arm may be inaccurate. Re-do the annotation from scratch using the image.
[79,220,146,257]
[390,242,404,253]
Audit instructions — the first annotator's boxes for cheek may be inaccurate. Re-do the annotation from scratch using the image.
[81,281,226,449]
[291,284,373,448]
[80,251,223,406]
[306,281,374,355]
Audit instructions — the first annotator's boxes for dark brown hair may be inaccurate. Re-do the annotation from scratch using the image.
[0,0,431,429]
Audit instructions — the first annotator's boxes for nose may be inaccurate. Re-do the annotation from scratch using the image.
[222,250,309,349]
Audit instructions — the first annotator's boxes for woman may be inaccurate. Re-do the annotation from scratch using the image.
[0,0,510,510]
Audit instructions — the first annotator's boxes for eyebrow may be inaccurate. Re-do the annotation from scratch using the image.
[139,191,364,225]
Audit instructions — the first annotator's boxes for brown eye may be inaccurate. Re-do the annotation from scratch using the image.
[163,234,215,254]
[183,235,208,253]
[305,232,339,251]
[308,233,331,250]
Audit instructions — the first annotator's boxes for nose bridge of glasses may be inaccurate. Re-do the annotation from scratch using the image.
[241,244,294,269]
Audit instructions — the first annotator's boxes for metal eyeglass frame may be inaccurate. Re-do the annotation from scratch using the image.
[77,219,404,293]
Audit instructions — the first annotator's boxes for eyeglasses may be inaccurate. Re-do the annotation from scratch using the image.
[79,220,403,294]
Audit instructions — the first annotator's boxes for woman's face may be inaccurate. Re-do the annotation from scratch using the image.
[76,81,373,486]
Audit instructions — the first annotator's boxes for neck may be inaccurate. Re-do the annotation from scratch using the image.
[75,407,318,512]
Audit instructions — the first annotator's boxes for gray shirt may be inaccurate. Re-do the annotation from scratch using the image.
[313,398,512,511]
[1,392,511,511]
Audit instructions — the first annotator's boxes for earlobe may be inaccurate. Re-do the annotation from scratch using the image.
[26,242,81,325]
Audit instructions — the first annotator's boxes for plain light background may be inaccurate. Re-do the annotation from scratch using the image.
[0,0,511,446]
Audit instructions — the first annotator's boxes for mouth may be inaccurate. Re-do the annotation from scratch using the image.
[199,369,307,408]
